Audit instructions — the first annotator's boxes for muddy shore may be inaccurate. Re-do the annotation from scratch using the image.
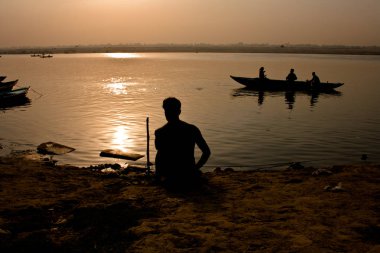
[0,154,379,252]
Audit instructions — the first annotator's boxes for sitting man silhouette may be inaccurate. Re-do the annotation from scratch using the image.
[311,72,321,86]
[155,97,211,187]
[286,68,297,82]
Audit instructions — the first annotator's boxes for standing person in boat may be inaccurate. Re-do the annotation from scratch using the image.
[155,97,211,188]
[259,67,267,79]
[286,68,297,82]
[311,72,321,86]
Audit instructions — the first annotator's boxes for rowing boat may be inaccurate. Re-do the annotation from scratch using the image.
[0,86,30,101]
[230,75,343,91]
[0,79,18,92]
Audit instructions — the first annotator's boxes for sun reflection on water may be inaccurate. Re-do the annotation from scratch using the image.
[105,53,140,59]
[111,125,134,152]
[105,82,128,95]
[104,77,138,95]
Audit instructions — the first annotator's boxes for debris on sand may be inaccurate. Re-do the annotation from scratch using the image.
[37,142,75,155]
[324,182,345,192]
[312,168,332,176]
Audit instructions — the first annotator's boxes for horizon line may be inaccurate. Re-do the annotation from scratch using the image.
[1,42,380,50]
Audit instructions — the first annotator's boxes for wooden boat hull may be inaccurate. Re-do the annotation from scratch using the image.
[230,76,343,91]
[0,96,30,109]
[0,86,30,101]
[0,79,18,92]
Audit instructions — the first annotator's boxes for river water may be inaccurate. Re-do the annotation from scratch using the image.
[1,53,380,169]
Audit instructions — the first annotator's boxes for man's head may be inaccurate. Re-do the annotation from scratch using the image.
[163,97,181,122]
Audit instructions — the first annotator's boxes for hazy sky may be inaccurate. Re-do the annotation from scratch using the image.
[1,0,379,47]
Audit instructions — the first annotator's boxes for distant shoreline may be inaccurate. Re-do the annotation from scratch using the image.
[1,44,380,56]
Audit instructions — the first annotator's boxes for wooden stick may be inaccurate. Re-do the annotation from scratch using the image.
[146,117,150,174]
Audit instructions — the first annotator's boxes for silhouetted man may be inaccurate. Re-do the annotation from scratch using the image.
[259,67,267,79]
[155,97,211,186]
[311,72,320,86]
[286,68,297,82]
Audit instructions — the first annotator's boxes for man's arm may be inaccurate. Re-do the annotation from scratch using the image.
[194,129,211,170]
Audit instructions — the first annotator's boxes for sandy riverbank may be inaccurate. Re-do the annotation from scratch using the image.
[0,153,379,252]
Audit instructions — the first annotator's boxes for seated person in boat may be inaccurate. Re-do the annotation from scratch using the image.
[155,97,211,187]
[259,67,267,79]
[286,68,297,82]
[311,72,321,86]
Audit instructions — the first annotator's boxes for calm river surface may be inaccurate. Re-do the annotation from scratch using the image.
[1,53,380,169]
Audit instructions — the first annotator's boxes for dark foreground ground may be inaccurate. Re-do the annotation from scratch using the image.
[0,153,379,253]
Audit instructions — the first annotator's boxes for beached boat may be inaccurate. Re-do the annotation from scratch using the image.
[0,79,18,92]
[0,76,6,82]
[230,75,343,91]
[0,86,30,101]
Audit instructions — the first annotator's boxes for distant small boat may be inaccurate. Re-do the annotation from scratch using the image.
[0,86,30,101]
[230,75,343,91]
[40,54,53,58]
[0,76,6,82]
[0,79,18,92]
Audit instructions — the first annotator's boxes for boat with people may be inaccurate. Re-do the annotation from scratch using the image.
[230,75,343,92]
[0,86,30,101]
[40,53,53,58]
[0,79,18,92]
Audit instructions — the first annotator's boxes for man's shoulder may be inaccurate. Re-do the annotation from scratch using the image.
[180,121,200,132]
[155,124,168,135]
[155,121,200,135]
